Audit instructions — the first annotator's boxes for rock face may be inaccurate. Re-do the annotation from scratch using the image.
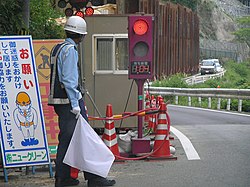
[198,0,249,42]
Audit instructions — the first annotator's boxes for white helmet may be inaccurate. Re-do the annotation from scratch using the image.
[64,16,87,35]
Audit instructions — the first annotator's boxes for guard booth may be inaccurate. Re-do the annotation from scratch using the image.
[80,15,138,129]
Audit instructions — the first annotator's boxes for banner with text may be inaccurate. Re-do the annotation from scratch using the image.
[0,36,50,168]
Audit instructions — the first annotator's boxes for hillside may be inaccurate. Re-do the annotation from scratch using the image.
[198,0,249,42]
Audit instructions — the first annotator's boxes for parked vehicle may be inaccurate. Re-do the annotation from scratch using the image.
[215,62,222,72]
[200,59,216,75]
[212,59,222,73]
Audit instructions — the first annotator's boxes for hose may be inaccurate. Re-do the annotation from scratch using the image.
[88,107,158,121]
[86,89,173,160]
[113,111,171,160]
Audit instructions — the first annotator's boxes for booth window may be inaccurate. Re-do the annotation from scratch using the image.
[93,34,128,74]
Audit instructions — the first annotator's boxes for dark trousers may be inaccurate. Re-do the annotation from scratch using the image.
[54,99,100,180]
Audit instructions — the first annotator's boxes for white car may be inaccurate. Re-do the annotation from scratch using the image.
[200,59,216,75]
[215,62,222,72]
[212,59,222,73]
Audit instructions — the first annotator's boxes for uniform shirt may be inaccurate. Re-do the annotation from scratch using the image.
[57,38,82,108]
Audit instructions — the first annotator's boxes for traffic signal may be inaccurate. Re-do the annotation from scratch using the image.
[85,7,94,16]
[128,15,153,79]
[69,0,90,10]
[75,10,85,18]
[65,8,74,17]
[58,0,94,17]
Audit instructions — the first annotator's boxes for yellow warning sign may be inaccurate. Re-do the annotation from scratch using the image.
[33,39,63,159]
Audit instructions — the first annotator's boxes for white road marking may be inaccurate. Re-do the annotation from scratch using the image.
[170,126,200,160]
[169,104,250,117]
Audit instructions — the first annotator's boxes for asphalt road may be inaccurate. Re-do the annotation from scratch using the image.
[1,105,250,187]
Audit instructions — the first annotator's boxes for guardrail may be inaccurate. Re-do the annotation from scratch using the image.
[183,70,225,85]
[144,86,250,112]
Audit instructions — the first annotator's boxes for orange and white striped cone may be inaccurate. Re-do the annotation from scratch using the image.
[148,114,157,133]
[70,167,79,179]
[150,102,177,160]
[165,103,175,140]
[156,95,163,107]
[150,96,157,133]
[102,104,120,159]
[144,98,150,124]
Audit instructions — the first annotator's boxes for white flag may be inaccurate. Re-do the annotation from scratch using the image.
[63,115,115,178]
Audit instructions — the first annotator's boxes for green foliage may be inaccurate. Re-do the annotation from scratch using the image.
[233,16,250,46]
[0,0,65,39]
[151,60,250,112]
[152,73,188,88]
[0,0,23,35]
[151,65,250,89]
[30,0,65,39]
[221,61,250,89]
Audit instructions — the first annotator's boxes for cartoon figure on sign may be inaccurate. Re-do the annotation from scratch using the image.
[13,92,39,146]
[38,53,50,69]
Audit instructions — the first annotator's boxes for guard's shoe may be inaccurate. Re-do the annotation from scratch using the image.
[87,177,116,187]
[55,177,80,187]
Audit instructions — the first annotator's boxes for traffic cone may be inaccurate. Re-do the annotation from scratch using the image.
[144,94,151,123]
[70,167,79,179]
[165,103,174,140]
[150,102,177,160]
[102,104,120,159]
[148,114,157,133]
[149,95,157,133]
[156,95,163,107]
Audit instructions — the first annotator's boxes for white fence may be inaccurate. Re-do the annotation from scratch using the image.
[145,86,250,112]
[183,70,225,85]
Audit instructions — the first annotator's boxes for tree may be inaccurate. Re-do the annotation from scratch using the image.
[233,16,250,47]
[30,0,65,39]
[0,0,23,35]
[0,0,64,39]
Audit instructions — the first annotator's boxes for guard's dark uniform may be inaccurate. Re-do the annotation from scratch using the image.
[49,41,99,181]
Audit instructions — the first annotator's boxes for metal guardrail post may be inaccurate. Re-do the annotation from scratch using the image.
[227,99,231,111]
[188,96,191,106]
[238,99,242,112]
[208,97,211,108]
[198,97,201,107]
[217,98,221,110]
[175,96,178,105]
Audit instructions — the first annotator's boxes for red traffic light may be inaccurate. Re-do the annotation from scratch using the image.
[85,7,94,16]
[75,10,85,18]
[133,19,148,35]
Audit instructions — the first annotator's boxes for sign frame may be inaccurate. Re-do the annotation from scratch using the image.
[0,35,51,168]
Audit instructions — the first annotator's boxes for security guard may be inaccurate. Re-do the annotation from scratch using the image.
[48,16,116,187]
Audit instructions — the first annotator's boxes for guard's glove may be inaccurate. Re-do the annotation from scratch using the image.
[71,106,81,119]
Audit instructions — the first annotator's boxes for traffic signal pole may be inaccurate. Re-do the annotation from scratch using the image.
[136,79,145,139]
[128,15,154,154]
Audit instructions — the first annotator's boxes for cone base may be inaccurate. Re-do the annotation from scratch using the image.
[109,146,120,157]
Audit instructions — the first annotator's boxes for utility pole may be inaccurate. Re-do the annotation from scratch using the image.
[22,0,30,32]
[116,0,125,14]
